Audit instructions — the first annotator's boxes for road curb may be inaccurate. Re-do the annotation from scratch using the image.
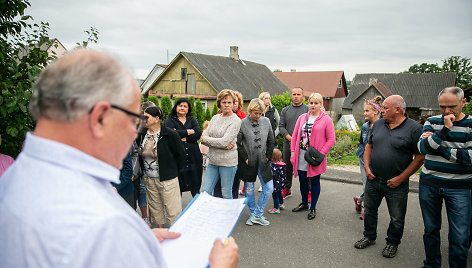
[321,175,420,193]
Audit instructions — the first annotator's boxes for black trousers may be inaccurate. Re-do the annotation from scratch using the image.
[282,140,293,191]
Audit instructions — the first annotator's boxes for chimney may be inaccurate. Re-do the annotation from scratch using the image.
[369,78,378,86]
[290,69,296,72]
[230,46,239,61]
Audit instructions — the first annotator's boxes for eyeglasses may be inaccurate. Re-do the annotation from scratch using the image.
[89,104,148,132]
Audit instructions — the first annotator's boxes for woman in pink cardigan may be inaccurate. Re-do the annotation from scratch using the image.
[290,93,335,220]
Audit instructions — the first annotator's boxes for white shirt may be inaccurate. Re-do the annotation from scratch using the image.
[0,133,167,268]
[298,115,317,171]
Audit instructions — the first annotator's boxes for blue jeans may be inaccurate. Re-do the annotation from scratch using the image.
[419,183,471,268]
[138,176,147,207]
[358,156,367,202]
[200,164,237,199]
[363,177,408,246]
[298,171,320,210]
[245,169,274,217]
[272,191,283,209]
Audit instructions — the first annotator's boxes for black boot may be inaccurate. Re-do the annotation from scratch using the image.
[307,209,316,220]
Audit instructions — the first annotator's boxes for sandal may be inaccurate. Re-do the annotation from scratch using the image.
[354,237,375,249]
[382,244,398,258]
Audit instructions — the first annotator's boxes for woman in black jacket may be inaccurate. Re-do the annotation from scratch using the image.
[165,98,203,197]
[139,106,186,227]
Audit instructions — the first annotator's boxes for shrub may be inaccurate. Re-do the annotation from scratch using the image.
[195,99,205,128]
[147,95,159,107]
[188,96,196,118]
[160,95,172,120]
[212,103,218,116]
[205,107,212,121]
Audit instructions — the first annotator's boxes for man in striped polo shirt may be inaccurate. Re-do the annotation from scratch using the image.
[418,87,472,268]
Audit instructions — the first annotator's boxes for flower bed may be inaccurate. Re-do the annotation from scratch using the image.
[327,129,360,165]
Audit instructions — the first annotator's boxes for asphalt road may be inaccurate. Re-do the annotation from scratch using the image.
[180,173,471,268]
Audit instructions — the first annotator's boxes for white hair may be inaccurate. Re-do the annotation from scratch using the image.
[438,87,464,101]
[29,49,135,122]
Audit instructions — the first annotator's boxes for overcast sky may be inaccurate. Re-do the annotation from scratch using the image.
[27,0,471,80]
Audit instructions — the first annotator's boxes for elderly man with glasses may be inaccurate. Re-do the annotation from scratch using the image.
[0,49,239,268]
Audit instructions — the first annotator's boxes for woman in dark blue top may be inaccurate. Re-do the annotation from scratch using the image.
[354,96,382,219]
[165,98,203,196]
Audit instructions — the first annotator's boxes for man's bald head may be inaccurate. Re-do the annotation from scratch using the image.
[29,49,136,122]
[384,95,406,113]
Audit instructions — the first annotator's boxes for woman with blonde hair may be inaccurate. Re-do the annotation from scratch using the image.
[354,96,382,219]
[258,92,280,138]
[290,93,335,220]
[200,89,242,199]
[236,98,275,225]
[232,91,246,120]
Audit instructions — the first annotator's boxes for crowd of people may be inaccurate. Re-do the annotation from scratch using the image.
[0,48,471,267]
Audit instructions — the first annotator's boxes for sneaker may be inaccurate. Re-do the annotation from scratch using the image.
[143,217,151,227]
[279,203,285,210]
[268,208,280,214]
[382,244,398,258]
[258,186,262,192]
[246,214,255,226]
[283,190,292,199]
[308,191,311,203]
[251,215,270,226]
[354,196,362,214]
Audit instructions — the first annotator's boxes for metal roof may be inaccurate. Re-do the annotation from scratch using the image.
[343,73,457,110]
[181,52,289,99]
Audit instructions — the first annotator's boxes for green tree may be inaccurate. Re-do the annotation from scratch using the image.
[0,1,52,157]
[160,95,172,120]
[195,99,205,129]
[147,95,159,107]
[211,103,219,116]
[75,27,99,48]
[404,56,472,89]
[0,1,101,158]
[403,63,442,74]
[187,96,196,118]
[205,106,212,121]
[441,56,472,89]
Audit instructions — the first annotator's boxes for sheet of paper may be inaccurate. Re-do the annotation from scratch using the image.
[160,192,246,268]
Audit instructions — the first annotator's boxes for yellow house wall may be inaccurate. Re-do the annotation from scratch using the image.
[149,57,217,96]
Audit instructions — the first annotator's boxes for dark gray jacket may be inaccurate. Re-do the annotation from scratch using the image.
[235,116,275,183]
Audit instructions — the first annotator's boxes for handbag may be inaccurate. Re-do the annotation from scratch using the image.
[305,146,324,166]
[302,115,325,166]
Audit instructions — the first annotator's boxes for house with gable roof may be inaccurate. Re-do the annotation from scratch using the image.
[342,73,457,123]
[141,64,167,94]
[274,71,348,120]
[145,46,289,110]
[18,38,67,61]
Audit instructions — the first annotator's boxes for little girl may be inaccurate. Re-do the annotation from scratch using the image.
[268,148,285,214]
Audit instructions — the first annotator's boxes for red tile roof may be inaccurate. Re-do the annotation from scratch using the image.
[274,71,345,98]
[372,82,393,98]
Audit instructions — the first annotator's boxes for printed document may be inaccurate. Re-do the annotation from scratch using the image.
[160,192,246,267]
